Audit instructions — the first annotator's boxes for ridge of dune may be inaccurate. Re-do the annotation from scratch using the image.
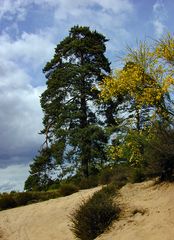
[0,181,174,240]
[97,180,174,240]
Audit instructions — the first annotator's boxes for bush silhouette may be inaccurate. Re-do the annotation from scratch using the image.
[59,183,79,196]
[70,185,120,240]
[144,125,174,181]
[0,194,16,210]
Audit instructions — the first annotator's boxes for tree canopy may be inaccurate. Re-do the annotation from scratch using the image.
[25,30,174,191]
[100,36,174,167]
[25,25,112,190]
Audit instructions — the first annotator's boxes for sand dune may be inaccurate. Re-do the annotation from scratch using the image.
[0,187,101,240]
[0,181,174,240]
[97,180,174,240]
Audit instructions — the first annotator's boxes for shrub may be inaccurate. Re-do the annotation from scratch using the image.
[99,167,113,185]
[13,192,34,206]
[0,194,16,210]
[0,190,61,211]
[59,183,79,196]
[77,175,99,190]
[100,184,117,197]
[99,164,129,188]
[110,165,129,188]
[34,191,60,201]
[144,125,174,181]
[70,186,120,240]
[130,167,146,183]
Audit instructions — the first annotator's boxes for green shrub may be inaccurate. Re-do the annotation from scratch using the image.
[144,125,174,182]
[59,183,79,196]
[99,167,113,185]
[78,175,99,190]
[99,164,129,188]
[70,187,120,240]
[13,192,34,206]
[100,184,117,197]
[0,190,61,211]
[35,191,60,201]
[130,168,146,183]
[0,194,16,210]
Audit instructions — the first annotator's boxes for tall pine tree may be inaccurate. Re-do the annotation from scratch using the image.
[39,26,111,178]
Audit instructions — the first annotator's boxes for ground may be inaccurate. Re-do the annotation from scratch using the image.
[0,181,174,240]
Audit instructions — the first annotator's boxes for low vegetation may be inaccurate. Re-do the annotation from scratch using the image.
[59,183,79,196]
[70,185,120,240]
[0,191,60,211]
[0,183,79,211]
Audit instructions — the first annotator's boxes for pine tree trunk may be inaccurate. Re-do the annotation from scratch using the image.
[80,94,90,177]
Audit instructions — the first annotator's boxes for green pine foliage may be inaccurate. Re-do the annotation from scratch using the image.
[25,25,115,191]
[24,29,174,193]
[40,25,111,178]
[24,148,56,191]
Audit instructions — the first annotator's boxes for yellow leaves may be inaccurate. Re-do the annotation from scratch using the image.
[100,61,167,108]
[101,33,174,166]
[107,130,146,165]
[106,145,120,161]
[100,33,174,110]
[99,75,117,101]
[155,32,174,64]
[160,75,174,97]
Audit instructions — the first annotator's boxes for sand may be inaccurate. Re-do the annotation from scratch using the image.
[0,181,174,240]
[0,187,101,240]
[97,180,174,240]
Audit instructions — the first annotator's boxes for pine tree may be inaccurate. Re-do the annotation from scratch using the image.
[39,26,111,178]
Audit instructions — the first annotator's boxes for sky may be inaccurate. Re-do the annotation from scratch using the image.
[0,0,174,192]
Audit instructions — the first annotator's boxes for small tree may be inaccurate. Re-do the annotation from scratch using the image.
[100,40,174,165]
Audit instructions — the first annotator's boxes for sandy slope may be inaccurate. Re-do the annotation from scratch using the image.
[97,180,174,240]
[0,181,174,240]
[0,187,101,240]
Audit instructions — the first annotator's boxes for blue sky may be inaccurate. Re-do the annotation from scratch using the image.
[0,0,174,192]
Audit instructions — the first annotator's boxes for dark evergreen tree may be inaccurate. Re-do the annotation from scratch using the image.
[24,148,55,191]
[39,26,111,178]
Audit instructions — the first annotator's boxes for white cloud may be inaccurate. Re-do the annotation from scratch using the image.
[0,28,55,169]
[0,32,55,70]
[53,0,133,27]
[0,58,45,166]
[153,19,166,37]
[0,164,29,192]
[0,84,45,154]
[152,0,167,37]
[0,0,134,46]
[0,0,27,21]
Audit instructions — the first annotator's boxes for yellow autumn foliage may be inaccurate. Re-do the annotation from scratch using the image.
[100,34,174,165]
[155,33,174,64]
[100,61,174,109]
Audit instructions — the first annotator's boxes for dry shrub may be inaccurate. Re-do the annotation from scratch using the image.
[70,185,120,240]
[59,183,79,196]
